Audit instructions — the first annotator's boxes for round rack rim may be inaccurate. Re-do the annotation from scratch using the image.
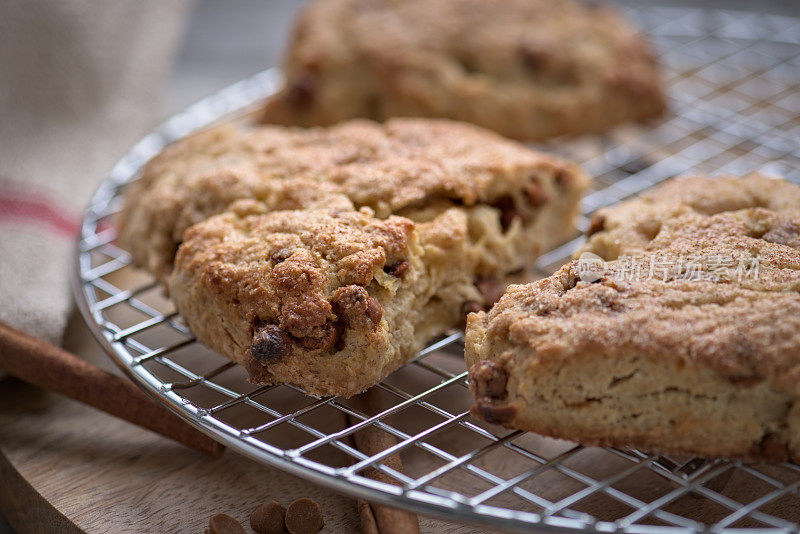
[70,66,582,534]
[73,7,800,533]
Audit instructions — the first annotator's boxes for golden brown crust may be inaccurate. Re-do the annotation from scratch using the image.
[119,118,589,397]
[467,174,800,462]
[170,207,423,396]
[260,0,666,140]
[118,118,582,279]
[578,173,800,260]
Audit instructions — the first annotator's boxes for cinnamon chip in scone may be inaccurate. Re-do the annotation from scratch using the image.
[208,514,246,534]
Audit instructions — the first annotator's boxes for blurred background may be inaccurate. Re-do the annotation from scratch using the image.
[166,0,800,117]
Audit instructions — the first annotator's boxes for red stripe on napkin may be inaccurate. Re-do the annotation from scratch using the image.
[0,184,80,237]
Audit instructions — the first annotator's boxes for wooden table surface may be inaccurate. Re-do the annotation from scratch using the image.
[0,312,369,533]
[0,306,519,533]
[5,315,800,534]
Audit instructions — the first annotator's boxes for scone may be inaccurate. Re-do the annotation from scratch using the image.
[119,118,585,281]
[466,174,800,462]
[119,118,589,397]
[581,173,800,260]
[259,0,666,140]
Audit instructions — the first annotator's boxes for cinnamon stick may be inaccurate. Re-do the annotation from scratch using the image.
[346,389,421,534]
[357,499,380,534]
[0,321,224,457]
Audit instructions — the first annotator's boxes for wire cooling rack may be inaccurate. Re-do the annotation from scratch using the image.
[74,7,800,533]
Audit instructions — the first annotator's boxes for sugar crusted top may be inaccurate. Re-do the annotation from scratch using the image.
[481,176,800,395]
[119,118,577,278]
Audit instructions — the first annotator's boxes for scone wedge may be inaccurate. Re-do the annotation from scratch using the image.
[260,0,666,140]
[466,174,800,462]
[119,118,588,397]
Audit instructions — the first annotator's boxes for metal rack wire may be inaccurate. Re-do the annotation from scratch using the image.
[74,7,800,533]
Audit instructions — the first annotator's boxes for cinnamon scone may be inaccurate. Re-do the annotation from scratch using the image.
[119,118,585,280]
[119,118,588,397]
[259,0,666,140]
[466,174,800,462]
[580,173,800,260]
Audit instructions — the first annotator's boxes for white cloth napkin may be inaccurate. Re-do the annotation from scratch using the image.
[0,0,192,343]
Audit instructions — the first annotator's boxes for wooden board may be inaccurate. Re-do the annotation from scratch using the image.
[4,311,800,533]
[0,312,365,534]
[0,312,502,533]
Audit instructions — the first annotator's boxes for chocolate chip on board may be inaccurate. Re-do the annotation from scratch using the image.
[208,513,246,534]
[250,501,287,534]
[285,498,324,534]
